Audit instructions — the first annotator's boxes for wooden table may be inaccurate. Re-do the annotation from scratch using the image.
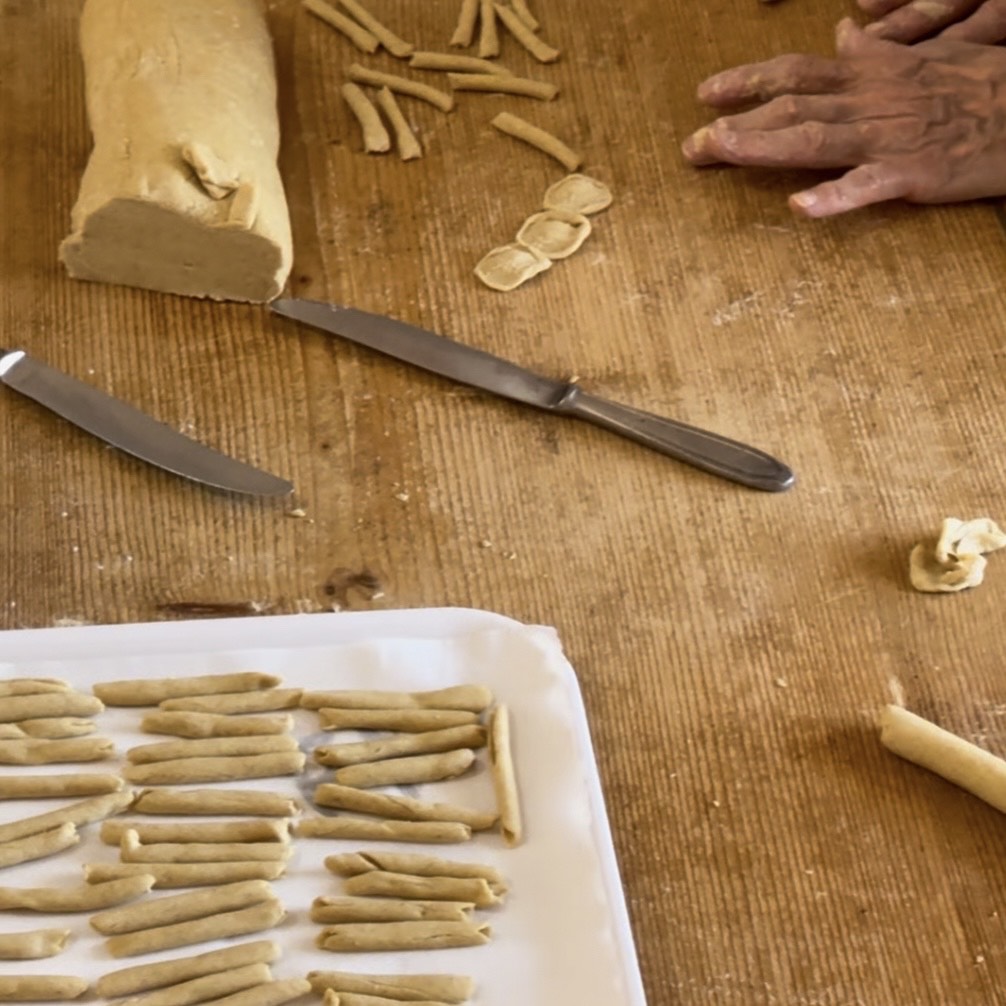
[5,1,1006,1002]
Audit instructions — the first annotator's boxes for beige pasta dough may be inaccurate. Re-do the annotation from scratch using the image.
[342,871,502,908]
[0,692,102,723]
[0,773,123,799]
[127,734,298,764]
[314,782,497,830]
[308,971,474,1003]
[119,962,272,1006]
[84,861,287,888]
[15,718,95,739]
[60,0,292,302]
[516,209,591,260]
[475,243,552,292]
[317,920,490,952]
[543,173,613,215]
[0,976,88,1000]
[0,929,72,961]
[0,822,80,870]
[0,737,115,765]
[0,789,135,844]
[122,750,305,785]
[0,679,70,697]
[325,851,507,892]
[95,671,281,707]
[0,875,155,912]
[132,788,299,817]
[332,749,475,788]
[140,710,294,738]
[96,939,280,998]
[120,830,292,864]
[302,685,492,712]
[310,896,474,924]
[313,725,485,767]
[101,818,290,845]
[294,816,471,844]
[159,689,302,715]
[318,708,478,732]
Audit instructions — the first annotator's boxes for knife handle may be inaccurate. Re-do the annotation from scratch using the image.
[554,385,795,492]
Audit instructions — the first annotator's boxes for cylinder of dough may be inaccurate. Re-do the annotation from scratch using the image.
[59,0,293,302]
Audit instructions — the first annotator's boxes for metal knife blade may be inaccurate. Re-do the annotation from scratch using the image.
[0,349,293,497]
[270,298,795,493]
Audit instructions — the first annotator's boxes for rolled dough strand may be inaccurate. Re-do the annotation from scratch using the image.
[335,0,413,57]
[491,112,581,171]
[60,0,293,303]
[303,0,379,53]
[448,72,557,100]
[493,3,558,60]
[450,0,479,47]
[347,64,454,112]
[0,976,89,1001]
[478,0,499,58]
[341,84,391,153]
[410,51,510,75]
[880,704,1006,813]
[375,88,422,161]
[510,0,539,31]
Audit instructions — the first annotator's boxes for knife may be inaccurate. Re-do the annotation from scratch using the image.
[270,298,794,492]
[0,348,293,497]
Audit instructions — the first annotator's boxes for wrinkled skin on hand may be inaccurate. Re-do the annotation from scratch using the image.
[681,19,1006,217]
[860,0,1006,44]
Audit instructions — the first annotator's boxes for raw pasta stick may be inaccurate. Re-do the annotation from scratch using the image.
[0,692,102,723]
[314,724,486,766]
[120,963,272,1006]
[332,749,475,788]
[477,0,498,57]
[94,672,281,707]
[342,83,391,153]
[0,736,114,764]
[375,88,422,161]
[303,685,492,712]
[318,708,478,732]
[0,725,24,738]
[84,862,287,888]
[314,782,497,829]
[133,788,299,817]
[322,994,449,1006]
[0,773,123,799]
[15,718,95,739]
[303,0,379,52]
[127,735,299,764]
[491,111,582,171]
[0,789,135,844]
[488,704,523,846]
[335,0,413,57]
[410,51,509,75]
[0,822,79,869]
[449,0,478,47]
[96,940,280,998]
[193,979,311,1006]
[90,880,277,936]
[448,72,557,100]
[880,703,1006,812]
[308,972,474,1003]
[159,690,303,714]
[122,750,306,785]
[317,920,489,952]
[310,897,473,924]
[0,875,155,912]
[342,871,501,907]
[0,679,69,696]
[140,710,294,738]
[493,3,559,61]
[346,64,454,113]
[0,929,71,961]
[325,851,507,892]
[295,816,471,844]
[120,830,292,864]
[104,898,285,958]
[0,976,88,1000]
[101,819,290,845]
[510,0,539,31]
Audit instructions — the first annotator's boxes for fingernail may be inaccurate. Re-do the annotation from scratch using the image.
[863,21,884,34]
[791,192,817,210]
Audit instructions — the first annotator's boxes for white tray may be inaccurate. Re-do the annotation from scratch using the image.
[0,608,647,1005]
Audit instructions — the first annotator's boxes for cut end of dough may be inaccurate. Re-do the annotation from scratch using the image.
[60,198,291,303]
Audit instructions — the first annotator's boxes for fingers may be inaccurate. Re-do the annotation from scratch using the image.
[789,163,911,217]
[705,94,873,134]
[857,0,911,15]
[683,120,868,169]
[696,54,850,108]
[862,0,982,41]
[940,0,1006,41]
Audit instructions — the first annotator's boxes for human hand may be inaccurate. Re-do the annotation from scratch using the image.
[859,0,1006,43]
[681,19,1006,217]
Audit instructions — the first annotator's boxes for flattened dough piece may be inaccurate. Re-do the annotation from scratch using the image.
[516,210,590,260]
[59,0,293,303]
[543,173,613,215]
[909,516,1006,593]
[474,243,551,292]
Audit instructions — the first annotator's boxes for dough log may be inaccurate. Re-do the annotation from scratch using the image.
[60,0,293,302]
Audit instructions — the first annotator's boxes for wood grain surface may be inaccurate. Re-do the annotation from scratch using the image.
[4,1,1006,1002]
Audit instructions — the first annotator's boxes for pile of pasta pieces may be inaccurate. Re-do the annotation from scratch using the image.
[303,0,614,291]
[0,673,522,1004]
